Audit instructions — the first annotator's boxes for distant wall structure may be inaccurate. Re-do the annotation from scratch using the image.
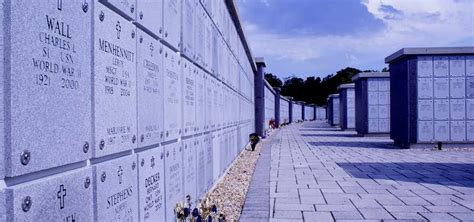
[338,84,355,130]
[1,0,256,221]
[353,72,390,135]
[280,96,290,124]
[386,47,474,148]
[264,82,276,130]
[293,102,303,122]
[305,105,315,121]
[316,106,327,120]
[328,94,340,126]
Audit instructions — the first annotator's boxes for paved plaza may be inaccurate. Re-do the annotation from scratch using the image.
[241,121,474,221]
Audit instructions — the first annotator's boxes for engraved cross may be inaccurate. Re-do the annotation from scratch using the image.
[116,21,122,39]
[149,43,154,57]
[57,0,63,11]
[117,166,124,184]
[57,184,67,209]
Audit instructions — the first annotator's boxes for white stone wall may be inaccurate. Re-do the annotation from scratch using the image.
[0,0,255,221]
[280,99,289,124]
[367,78,390,133]
[305,106,314,120]
[293,104,303,122]
[264,85,275,129]
[417,56,474,142]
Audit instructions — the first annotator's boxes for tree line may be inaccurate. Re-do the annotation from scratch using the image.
[265,67,388,106]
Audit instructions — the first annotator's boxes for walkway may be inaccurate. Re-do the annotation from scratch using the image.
[242,121,474,221]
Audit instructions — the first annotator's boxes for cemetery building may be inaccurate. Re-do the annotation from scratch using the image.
[327,94,340,126]
[385,47,474,148]
[316,106,327,120]
[264,81,276,131]
[305,104,315,121]
[279,96,290,125]
[352,72,391,135]
[337,83,356,130]
[293,101,304,122]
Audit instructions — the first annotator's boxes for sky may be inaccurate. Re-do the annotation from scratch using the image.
[236,0,474,80]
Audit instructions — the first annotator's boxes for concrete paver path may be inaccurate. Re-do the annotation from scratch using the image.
[242,121,474,221]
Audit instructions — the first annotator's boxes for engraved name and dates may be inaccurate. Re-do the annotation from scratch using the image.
[33,6,83,90]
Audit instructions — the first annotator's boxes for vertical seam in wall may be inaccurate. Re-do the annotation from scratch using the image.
[4,0,11,177]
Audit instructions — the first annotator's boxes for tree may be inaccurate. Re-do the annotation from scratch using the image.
[281,76,305,101]
[264,73,283,88]
[268,67,362,106]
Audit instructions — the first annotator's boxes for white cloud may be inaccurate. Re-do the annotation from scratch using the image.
[243,0,474,74]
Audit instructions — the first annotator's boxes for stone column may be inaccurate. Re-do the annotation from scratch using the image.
[273,87,281,127]
[254,57,266,138]
[288,97,293,123]
[301,102,306,121]
[313,105,316,121]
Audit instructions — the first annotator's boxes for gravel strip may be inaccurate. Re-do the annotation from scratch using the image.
[203,137,267,221]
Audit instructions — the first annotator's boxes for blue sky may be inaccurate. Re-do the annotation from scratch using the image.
[236,0,474,80]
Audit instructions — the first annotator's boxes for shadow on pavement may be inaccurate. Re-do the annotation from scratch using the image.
[337,162,474,188]
[301,133,358,138]
[300,128,340,132]
[308,141,396,149]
